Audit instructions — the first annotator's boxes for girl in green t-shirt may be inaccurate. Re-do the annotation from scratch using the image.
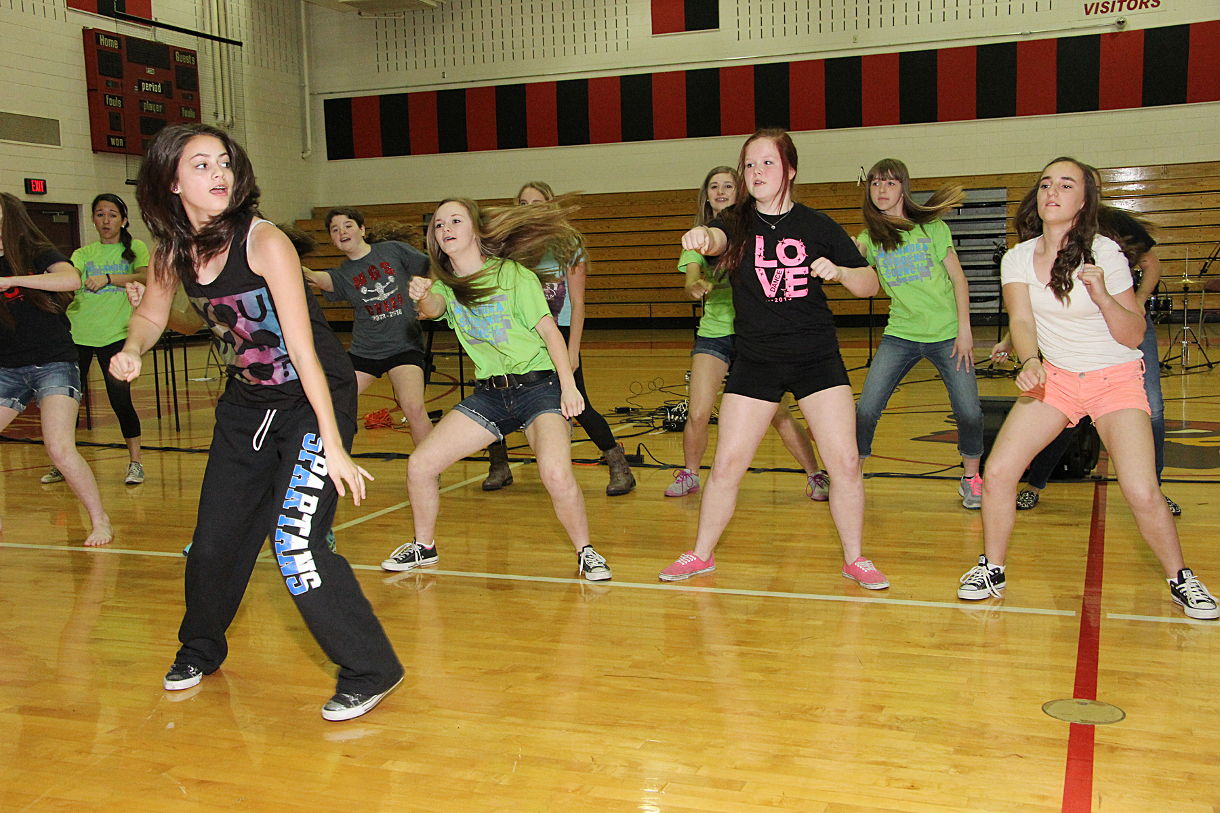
[43,194,149,487]
[666,165,830,502]
[380,198,613,582]
[854,159,985,510]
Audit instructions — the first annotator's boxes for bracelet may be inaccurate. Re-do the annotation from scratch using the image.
[105,274,112,286]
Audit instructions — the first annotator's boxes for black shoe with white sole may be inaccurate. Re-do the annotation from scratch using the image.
[1169,568,1219,620]
[164,663,204,690]
[321,676,403,721]
[958,554,1006,600]
[578,545,612,581]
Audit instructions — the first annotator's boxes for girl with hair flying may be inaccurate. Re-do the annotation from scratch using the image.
[853,159,985,508]
[43,193,149,486]
[957,157,1216,619]
[666,165,829,502]
[380,197,613,582]
[0,192,113,546]
[659,129,888,588]
[482,181,635,497]
[111,123,404,719]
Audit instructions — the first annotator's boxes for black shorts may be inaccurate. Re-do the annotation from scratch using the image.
[348,349,425,378]
[724,353,850,402]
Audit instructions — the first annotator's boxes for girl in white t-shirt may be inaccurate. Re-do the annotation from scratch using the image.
[957,157,1216,620]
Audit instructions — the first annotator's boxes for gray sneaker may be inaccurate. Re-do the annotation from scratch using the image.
[959,474,983,509]
[40,466,65,484]
[125,461,145,485]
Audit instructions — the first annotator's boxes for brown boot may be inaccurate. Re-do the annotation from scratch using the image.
[482,441,513,491]
[604,444,636,496]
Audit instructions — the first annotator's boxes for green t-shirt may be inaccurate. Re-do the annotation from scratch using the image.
[679,249,734,339]
[432,258,555,379]
[856,220,959,343]
[66,239,150,347]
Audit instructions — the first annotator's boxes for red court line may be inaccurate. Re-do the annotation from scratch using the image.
[1062,457,1108,813]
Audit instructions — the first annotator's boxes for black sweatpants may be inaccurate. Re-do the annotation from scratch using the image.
[176,399,402,695]
[77,339,141,439]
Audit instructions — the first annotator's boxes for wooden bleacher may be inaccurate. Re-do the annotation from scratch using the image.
[295,160,1220,325]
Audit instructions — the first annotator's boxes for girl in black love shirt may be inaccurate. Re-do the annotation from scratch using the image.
[659,129,890,589]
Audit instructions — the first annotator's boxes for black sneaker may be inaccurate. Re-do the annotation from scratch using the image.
[1169,569,1219,620]
[958,554,1005,600]
[164,663,204,690]
[321,676,403,721]
[1165,495,1182,517]
[381,540,439,572]
[578,545,612,581]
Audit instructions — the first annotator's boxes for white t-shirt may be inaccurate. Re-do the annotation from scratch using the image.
[1001,234,1142,372]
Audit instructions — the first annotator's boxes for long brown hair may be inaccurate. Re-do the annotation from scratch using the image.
[425,197,586,309]
[694,166,739,228]
[1014,156,1100,302]
[717,128,799,277]
[861,159,965,253]
[0,192,72,329]
[135,123,261,286]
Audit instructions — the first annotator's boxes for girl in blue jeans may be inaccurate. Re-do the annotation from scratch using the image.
[854,159,985,508]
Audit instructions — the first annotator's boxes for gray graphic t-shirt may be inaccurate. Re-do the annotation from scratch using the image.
[323,241,427,358]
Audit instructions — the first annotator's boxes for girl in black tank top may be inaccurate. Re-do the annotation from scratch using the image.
[111,124,403,721]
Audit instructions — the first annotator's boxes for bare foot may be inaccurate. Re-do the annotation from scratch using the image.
[84,518,114,547]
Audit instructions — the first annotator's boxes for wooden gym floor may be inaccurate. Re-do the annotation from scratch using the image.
[1,326,1218,813]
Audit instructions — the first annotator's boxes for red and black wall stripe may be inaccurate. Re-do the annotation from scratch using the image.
[651,0,719,35]
[323,20,1220,161]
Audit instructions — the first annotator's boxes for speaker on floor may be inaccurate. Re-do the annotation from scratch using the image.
[978,395,1100,478]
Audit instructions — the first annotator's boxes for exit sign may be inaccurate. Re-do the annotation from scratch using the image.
[25,178,48,195]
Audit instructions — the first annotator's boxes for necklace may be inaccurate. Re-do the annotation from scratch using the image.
[755,206,794,230]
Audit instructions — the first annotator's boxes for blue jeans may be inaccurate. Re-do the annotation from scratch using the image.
[1028,313,1165,487]
[856,335,984,460]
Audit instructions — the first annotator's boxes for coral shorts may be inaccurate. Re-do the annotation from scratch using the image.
[1023,359,1149,426]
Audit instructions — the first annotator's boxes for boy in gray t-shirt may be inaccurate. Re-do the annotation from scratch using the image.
[306,208,433,445]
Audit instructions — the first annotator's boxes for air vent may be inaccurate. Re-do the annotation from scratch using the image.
[0,112,61,147]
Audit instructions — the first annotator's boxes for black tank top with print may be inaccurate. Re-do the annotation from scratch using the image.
[181,213,357,421]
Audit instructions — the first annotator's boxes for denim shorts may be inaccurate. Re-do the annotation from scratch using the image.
[453,371,563,440]
[692,334,734,364]
[0,362,82,411]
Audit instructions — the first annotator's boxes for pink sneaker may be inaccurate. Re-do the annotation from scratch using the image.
[659,551,716,581]
[842,556,889,589]
[807,470,830,501]
[664,468,700,497]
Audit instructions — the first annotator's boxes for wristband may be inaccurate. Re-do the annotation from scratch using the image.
[105,274,112,286]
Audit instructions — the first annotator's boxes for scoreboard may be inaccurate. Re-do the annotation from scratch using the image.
[83,28,202,156]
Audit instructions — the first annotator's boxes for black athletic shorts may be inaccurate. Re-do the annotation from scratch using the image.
[348,349,425,378]
[724,353,850,403]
